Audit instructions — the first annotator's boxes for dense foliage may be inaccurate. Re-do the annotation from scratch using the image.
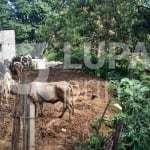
[1,1,150,54]
[116,78,150,149]
[73,77,150,150]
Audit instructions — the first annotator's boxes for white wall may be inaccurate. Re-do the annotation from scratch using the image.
[32,59,46,69]
[0,30,16,62]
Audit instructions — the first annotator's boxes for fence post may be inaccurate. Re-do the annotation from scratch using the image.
[22,72,30,150]
[112,119,123,150]
[29,100,35,150]
[23,72,35,150]
[11,94,21,150]
[12,76,24,150]
[12,72,35,150]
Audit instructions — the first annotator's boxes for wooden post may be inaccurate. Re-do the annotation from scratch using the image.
[23,72,35,150]
[22,73,30,150]
[106,119,123,150]
[112,119,123,150]
[11,94,21,150]
[23,93,29,150]
[12,72,35,150]
[29,101,35,150]
[12,79,24,150]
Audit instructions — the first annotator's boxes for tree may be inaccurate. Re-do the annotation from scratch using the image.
[0,0,12,29]
[38,1,150,60]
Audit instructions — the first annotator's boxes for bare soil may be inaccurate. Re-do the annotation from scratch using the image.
[0,70,116,150]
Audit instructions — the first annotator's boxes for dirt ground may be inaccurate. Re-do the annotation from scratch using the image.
[0,69,116,150]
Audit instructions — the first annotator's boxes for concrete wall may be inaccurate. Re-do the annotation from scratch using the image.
[32,59,46,69]
[0,30,16,62]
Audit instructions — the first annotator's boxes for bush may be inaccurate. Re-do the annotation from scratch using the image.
[116,78,150,150]
[73,135,109,150]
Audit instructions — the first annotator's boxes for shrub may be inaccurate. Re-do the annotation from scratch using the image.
[73,135,109,150]
[116,78,150,149]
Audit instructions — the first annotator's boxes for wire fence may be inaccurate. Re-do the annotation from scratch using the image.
[0,69,122,150]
